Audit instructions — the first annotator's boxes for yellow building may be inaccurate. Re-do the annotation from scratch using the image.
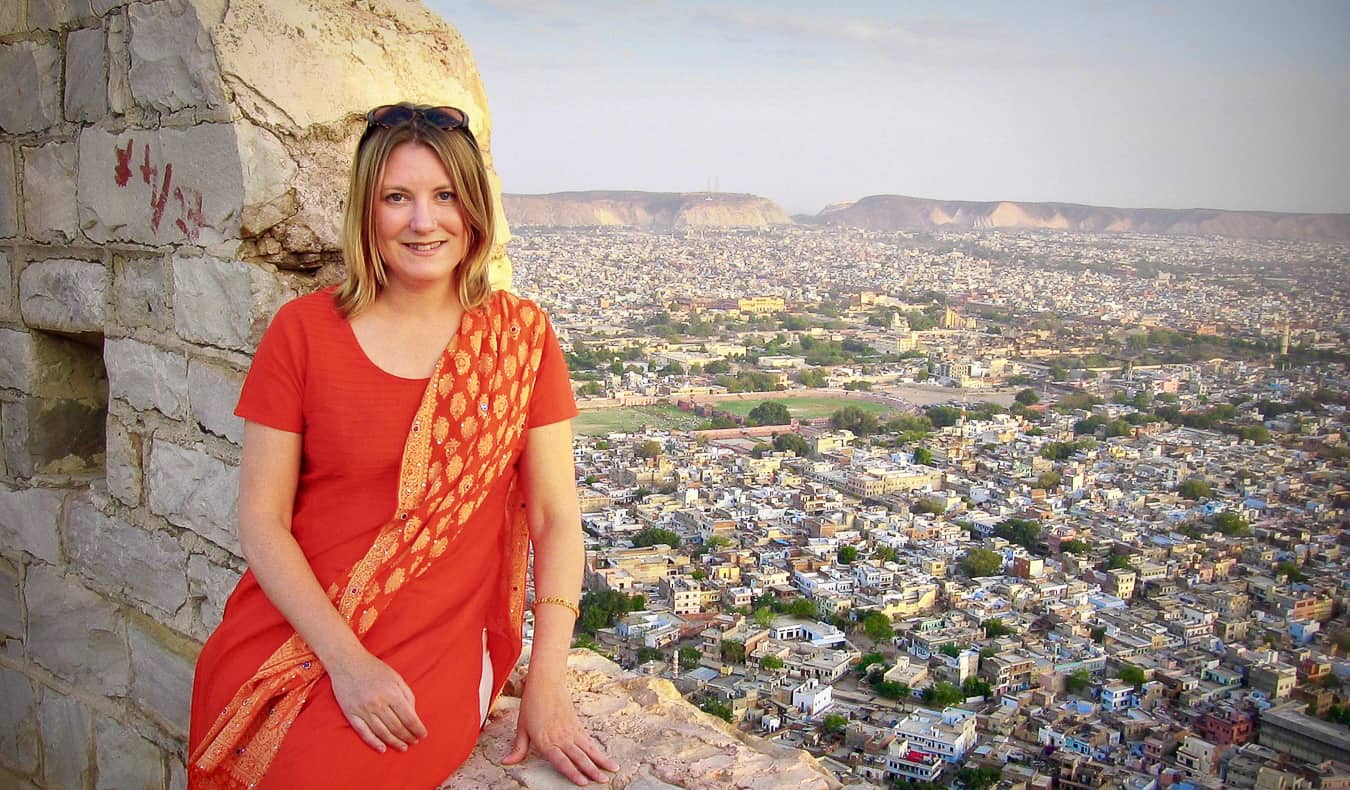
[737,296,786,314]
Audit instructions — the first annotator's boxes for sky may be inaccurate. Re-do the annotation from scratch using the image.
[429,0,1350,216]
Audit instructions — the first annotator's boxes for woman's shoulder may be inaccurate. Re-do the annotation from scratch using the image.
[482,289,550,324]
[267,287,343,332]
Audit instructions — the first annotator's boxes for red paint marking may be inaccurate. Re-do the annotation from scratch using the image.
[113,139,134,186]
[149,162,172,232]
[139,144,157,185]
[174,185,204,242]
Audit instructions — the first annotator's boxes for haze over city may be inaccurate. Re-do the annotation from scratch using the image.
[438,0,1350,216]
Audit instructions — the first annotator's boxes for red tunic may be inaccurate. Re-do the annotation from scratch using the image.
[189,288,576,788]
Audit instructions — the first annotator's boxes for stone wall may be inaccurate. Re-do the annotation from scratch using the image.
[0,1,509,787]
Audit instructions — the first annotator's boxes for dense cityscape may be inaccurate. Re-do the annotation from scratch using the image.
[512,225,1350,790]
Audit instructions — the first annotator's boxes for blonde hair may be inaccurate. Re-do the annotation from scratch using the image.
[335,105,495,317]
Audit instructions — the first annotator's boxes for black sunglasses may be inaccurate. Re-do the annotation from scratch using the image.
[359,105,476,147]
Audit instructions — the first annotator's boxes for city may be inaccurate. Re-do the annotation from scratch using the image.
[512,224,1349,790]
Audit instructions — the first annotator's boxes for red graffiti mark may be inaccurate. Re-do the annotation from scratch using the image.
[139,144,157,185]
[174,185,204,242]
[113,139,134,186]
[149,162,172,233]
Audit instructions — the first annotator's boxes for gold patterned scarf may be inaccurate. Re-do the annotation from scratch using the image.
[189,292,547,789]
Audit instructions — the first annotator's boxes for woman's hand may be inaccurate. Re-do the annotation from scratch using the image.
[502,676,618,785]
[328,648,428,753]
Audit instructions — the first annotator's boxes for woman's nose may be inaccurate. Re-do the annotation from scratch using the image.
[410,199,436,232]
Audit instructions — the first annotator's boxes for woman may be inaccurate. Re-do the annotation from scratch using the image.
[188,103,617,788]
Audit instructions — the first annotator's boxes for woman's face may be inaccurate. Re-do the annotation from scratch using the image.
[373,141,470,296]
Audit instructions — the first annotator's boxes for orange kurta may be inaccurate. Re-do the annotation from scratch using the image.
[188,288,576,788]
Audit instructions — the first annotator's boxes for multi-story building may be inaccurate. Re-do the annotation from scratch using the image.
[884,739,945,785]
[893,707,977,764]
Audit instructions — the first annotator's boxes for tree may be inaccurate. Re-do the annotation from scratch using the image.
[679,646,701,669]
[753,606,775,628]
[960,548,1002,577]
[926,405,963,428]
[1118,665,1146,688]
[578,590,646,635]
[956,766,1002,790]
[761,655,784,670]
[982,618,1013,638]
[746,400,791,427]
[1212,510,1251,536]
[1065,669,1092,695]
[875,545,898,564]
[631,527,680,548]
[1090,626,1107,643]
[822,714,848,734]
[912,447,934,466]
[703,359,731,375]
[635,440,663,459]
[1104,551,1134,571]
[637,646,664,664]
[862,611,894,642]
[1178,477,1213,500]
[837,545,859,565]
[912,498,943,516]
[795,367,827,388]
[787,597,818,619]
[720,639,746,664]
[995,518,1040,551]
[1061,539,1090,555]
[699,699,732,722]
[773,432,810,456]
[873,680,905,700]
[706,535,733,550]
[962,677,992,698]
[1036,470,1061,490]
[830,405,880,435]
[923,682,964,707]
[857,653,887,674]
[1015,388,1040,406]
[1276,560,1307,583]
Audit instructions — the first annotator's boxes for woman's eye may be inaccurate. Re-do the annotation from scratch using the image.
[385,193,407,203]
[438,191,457,202]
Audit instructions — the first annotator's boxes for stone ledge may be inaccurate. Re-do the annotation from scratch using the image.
[446,650,844,790]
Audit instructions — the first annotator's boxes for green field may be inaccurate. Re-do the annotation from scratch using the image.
[712,396,896,421]
[573,404,707,436]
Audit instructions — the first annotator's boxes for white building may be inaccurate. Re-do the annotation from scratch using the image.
[894,707,978,764]
[791,678,833,716]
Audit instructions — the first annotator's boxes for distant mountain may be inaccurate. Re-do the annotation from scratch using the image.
[502,191,792,228]
[817,195,1350,243]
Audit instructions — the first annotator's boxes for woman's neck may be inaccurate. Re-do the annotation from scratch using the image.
[374,279,463,321]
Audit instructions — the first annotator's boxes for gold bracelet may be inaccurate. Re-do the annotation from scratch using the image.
[534,596,580,619]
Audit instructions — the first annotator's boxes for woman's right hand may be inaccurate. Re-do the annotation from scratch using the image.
[328,648,429,753]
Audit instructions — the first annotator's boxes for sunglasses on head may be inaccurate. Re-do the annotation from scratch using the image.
[359,105,476,147]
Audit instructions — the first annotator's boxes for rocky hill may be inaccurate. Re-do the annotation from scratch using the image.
[502,191,793,228]
[817,195,1350,243]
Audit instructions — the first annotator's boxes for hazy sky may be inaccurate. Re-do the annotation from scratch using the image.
[430,0,1350,216]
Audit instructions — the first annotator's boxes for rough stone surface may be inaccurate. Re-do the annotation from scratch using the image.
[0,252,12,322]
[0,2,23,35]
[94,715,165,790]
[0,328,108,400]
[112,255,171,331]
[105,417,142,506]
[0,482,66,564]
[0,144,16,238]
[27,565,130,696]
[106,9,132,115]
[21,142,79,244]
[447,651,842,790]
[77,124,243,247]
[236,120,297,236]
[169,759,186,790]
[18,258,108,333]
[0,41,62,134]
[187,358,244,443]
[28,0,87,31]
[105,337,188,418]
[93,0,131,16]
[65,25,108,122]
[128,621,197,736]
[127,0,227,113]
[147,440,238,551]
[4,396,106,476]
[173,255,286,351]
[66,494,188,614]
[0,558,20,640]
[187,554,240,633]
[39,692,93,790]
[0,667,40,775]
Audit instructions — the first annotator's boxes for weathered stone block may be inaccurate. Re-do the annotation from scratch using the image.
[0,251,13,322]
[77,125,243,247]
[237,120,297,236]
[27,565,130,696]
[0,667,40,775]
[65,25,108,123]
[22,142,79,244]
[0,143,16,238]
[105,418,141,506]
[19,258,107,333]
[93,0,131,16]
[0,557,19,640]
[112,255,170,331]
[128,0,227,113]
[147,441,238,552]
[3,396,106,476]
[172,256,256,350]
[187,358,244,443]
[28,0,87,30]
[128,621,197,736]
[0,328,107,400]
[0,2,24,36]
[106,9,132,115]
[105,337,188,418]
[0,482,65,565]
[66,495,187,614]
[94,715,165,790]
[188,554,240,633]
[0,41,61,134]
[38,691,93,790]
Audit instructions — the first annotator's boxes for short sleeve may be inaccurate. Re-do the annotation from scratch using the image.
[235,301,307,433]
[526,315,578,429]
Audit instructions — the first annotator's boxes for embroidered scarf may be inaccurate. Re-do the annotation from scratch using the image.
[189,292,547,789]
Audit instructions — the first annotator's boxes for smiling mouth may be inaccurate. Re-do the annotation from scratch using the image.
[404,241,445,251]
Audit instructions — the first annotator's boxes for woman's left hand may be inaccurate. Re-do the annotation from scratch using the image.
[501,675,618,785]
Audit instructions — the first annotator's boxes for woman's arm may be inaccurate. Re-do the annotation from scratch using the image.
[237,420,427,753]
[502,419,619,784]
